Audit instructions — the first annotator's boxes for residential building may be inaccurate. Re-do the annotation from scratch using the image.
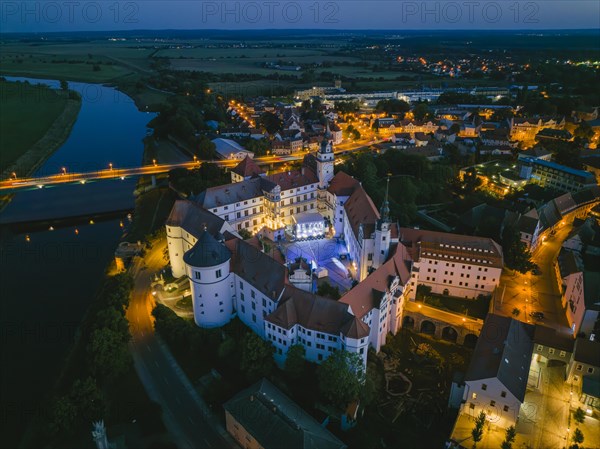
[223,378,347,449]
[567,339,600,413]
[460,314,535,428]
[556,249,585,335]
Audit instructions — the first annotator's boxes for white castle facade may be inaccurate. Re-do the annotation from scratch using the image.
[165,135,503,368]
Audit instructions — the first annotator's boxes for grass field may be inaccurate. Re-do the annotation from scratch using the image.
[0,80,72,167]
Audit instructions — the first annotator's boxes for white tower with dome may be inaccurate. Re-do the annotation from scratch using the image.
[183,230,234,328]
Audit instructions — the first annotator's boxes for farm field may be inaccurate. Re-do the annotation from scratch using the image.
[0,79,72,167]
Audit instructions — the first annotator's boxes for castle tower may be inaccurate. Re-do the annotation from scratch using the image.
[317,123,335,189]
[183,229,234,328]
[374,177,392,267]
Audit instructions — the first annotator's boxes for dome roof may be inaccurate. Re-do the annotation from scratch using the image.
[183,231,231,268]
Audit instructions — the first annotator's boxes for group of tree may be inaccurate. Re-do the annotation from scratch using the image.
[168,164,229,196]
[317,351,365,410]
[344,124,361,141]
[242,137,271,157]
[48,273,134,438]
[334,100,360,114]
[337,150,453,225]
[375,99,410,115]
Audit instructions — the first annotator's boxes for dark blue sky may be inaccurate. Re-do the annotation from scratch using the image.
[1,1,599,33]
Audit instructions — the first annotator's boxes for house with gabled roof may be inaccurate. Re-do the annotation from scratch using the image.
[460,314,535,428]
[224,379,347,449]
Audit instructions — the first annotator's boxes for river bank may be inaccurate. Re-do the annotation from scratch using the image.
[0,76,156,448]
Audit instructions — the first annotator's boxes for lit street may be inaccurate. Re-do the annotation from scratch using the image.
[126,239,233,449]
[494,221,574,336]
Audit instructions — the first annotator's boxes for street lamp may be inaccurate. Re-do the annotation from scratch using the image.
[11,172,17,180]
[61,167,67,175]
[153,159,157,166]
[109,163,113,171]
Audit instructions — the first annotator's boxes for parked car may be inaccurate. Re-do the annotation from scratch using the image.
[529,311,544,320]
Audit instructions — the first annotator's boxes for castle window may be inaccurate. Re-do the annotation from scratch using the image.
[216,269,222,278]
[195,272,201,280]
[503,405,509,412]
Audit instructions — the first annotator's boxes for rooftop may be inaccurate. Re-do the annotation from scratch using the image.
[183,231,231,268]
[223,378,347,449]
[465,314,534,402]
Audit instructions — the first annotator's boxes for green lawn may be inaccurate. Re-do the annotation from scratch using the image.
[0,79,69,167]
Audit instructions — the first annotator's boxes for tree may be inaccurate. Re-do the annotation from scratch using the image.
[572,428,584,445]
[318,351,365,409]
[471,411,486,448]
[284,345,306,381]
[258,111,282,134]
[574,407,585,424]
[375,99,410,115]
[69,377,106,424]
[512,307,521,317]
[49,396,78,435]
[502,226,535,274]
[87,327,131,380]
[501,425,517,449]
[241,332,274,381]
[413,103,432,121]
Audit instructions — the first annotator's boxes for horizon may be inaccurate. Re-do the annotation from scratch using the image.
[1,1,599,33]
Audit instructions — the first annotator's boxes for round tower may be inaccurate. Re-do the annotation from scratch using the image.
[183,231,233,328]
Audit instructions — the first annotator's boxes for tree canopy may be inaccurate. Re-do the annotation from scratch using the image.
[317,351,365,409]
[501,226,536,274]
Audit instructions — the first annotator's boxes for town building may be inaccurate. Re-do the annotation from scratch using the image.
[212,138,255,160]
[519,158,597,193]
[224,378,347,449]
[398,228,503,299]
[230,156,265,183]
[459,314,535,429]
[509,116,565,142]
[567,339,600,413]
[556,249,586,335]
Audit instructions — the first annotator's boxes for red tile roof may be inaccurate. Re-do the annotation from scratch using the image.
[339,246,412,319]
[327,171,360,197]
[232,155,265,178]
[343,185,380,240]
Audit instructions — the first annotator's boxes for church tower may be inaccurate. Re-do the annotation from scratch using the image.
[374,176,392,267]
[317,123,335,189]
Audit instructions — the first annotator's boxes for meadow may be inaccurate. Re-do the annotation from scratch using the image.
[0,79,73,168]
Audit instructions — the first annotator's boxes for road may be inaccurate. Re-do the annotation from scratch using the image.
[1,139,382,192]
[126,239,233,449]
[493,222,573,336]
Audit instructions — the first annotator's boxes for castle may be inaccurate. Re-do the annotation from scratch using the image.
[165,134,503,367]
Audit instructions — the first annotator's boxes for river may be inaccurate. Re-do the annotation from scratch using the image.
[0,77,155,447]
